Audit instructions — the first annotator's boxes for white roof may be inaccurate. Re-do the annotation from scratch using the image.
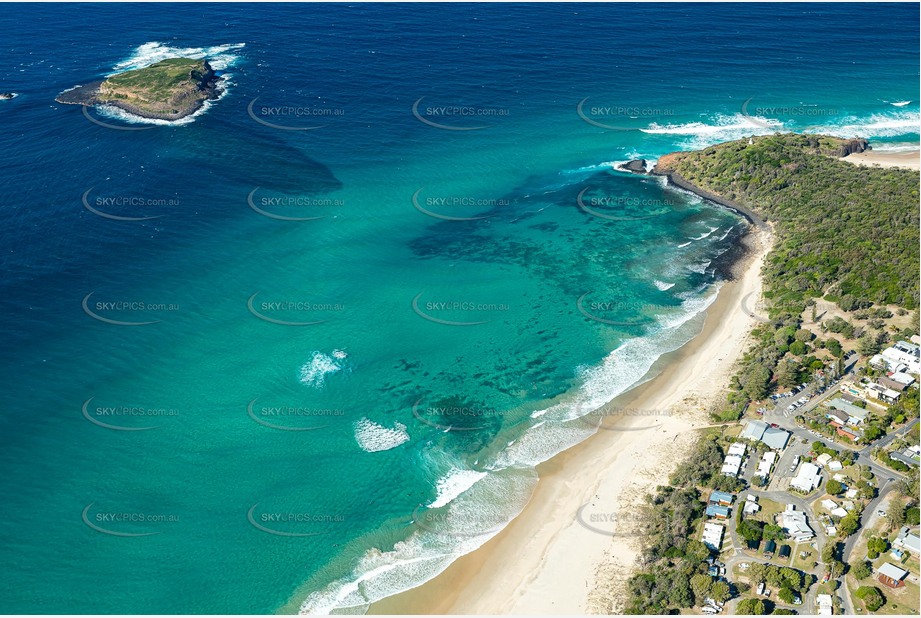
[762,451,777,464]
[821,499,839,511]
[878,562,908,580]
[721,454,743,476]
[702,522,725,549]
[891,371,916,386]
[895,527,921,553]
[845,488,859,499]
[728,442,747,456]
[791,462,821,492]
[831,507,848,518]
[828,460,843,471]
[817,453,832,466]
[817,593,833,615]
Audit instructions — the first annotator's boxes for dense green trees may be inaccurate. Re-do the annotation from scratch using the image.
[738,598,768,615]
[855,586,886,611]
[666,133,920,309]
[825,479,844,495]
[852,560,872,580]
[866,536,889,559]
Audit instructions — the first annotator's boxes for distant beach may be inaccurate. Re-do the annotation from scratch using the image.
[842,149,920,170]
[369,224,774,614]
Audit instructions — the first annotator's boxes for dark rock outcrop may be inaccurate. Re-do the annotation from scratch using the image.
[836,138,870,157]
[618,159,648,173]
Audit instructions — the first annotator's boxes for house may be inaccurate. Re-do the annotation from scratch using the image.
[826,409,850,425]
[740,420,790,450]
[845,488,859,499]
[836,426,860,441]
[779,544,791,558]
[816,453,832,467]
[866,382,900,403]
[790,462,822,492]
[702,522,725,550]
[757,451,776,477]
[891,450,920,467]
[747,538,761,551]
[728,442,747,457]
[877,562,908,588]
[816,593,833,615]
[828,460,843,471]
[708,491,734,506]
[764,539,777,556]
[743,501,761,515]
[879,342,921,375]
[878,376,909,393]
[820,499,839,512]
[839,380,863,398]
[894,527,921,554]
[890,548,905,561]
[890,371,916,387]
[827,398,868,424]
[831,507,848,518]
[721,454,743,477]
[706,504,731,519]
[778,504,815,541]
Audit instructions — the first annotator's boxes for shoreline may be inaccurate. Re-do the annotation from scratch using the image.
[841,149,920,170]
[368,222,773,614]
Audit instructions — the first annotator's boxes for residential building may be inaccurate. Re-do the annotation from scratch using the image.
[816,593,833,615]
[740,420,790,450]
[706,504,730,519]
[728,442,747,457]
[778,504,814,541]
[702,522,724,550]
[721,454,743,476]
[708,491,734,506]
[827,398,868,424]
[790,462,822,492]
[894,527,921,554]
[877,562,908,588]
[866,382,900,403]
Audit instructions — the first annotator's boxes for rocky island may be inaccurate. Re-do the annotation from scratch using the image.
[56,57,221,121]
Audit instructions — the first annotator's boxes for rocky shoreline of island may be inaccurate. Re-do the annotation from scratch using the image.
[55,58,222,122]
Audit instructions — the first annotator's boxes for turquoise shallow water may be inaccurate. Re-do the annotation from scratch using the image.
[0,2,918,613]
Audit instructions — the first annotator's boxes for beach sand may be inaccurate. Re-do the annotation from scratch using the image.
[369,225,773,615]
[842,150,920,171]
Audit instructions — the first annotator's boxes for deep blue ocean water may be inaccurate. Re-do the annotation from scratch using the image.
[0,3,917,613]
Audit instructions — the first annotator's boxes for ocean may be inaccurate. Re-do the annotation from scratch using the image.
[0,2,917,613]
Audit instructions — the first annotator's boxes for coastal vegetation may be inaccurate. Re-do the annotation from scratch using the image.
[655,134,920,424]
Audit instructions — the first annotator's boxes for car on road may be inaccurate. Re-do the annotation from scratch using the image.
[770,423,779,428]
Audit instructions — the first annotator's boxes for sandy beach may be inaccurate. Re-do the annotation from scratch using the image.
[842,149,920,170]
[369,224,774,615]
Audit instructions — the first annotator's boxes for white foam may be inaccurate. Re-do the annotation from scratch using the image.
[298,351,343,388]
[110,41,245,73]
[687,259,712,274]
[298,469,537,614]
[642,113,781,137]
[494,285,720,469]
[689,225,720,241]
[891,101,911,107]
[354,418,410,453]
[427,468,488,509]
[805,109,920,139]
[677,240,692,248]
[654,280,676,291]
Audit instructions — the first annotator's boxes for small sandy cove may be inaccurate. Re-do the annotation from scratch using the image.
[842,149,920,170]
[370,226,774,615]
